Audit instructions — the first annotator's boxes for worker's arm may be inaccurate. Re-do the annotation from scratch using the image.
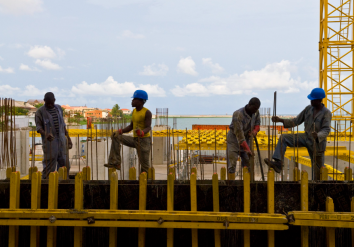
[35,109,54,141]
[272,106,309,128]
[64,127,73,149]
[315,110,332,143]
[142,110,152,134]
[122,121,133,133]
[232,111,246,144]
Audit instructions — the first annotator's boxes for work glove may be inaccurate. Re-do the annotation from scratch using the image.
[113,129,123,138]
[252,125,260,137]
[136,129,144,138]
[240,141,254,156]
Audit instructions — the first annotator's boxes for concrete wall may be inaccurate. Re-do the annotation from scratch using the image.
[0,130,29,179]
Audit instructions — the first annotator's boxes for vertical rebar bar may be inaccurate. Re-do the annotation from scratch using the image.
[333,122,336,180]
[95,125,98,180]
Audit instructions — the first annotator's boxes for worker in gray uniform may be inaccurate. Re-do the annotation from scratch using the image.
[227,97,261,180]
[35,92,72,179]
[265,88,332,180]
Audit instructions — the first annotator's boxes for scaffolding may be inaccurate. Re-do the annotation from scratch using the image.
[320,0,354,134]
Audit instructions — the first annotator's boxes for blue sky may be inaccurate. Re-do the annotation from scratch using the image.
[0,0,319,114]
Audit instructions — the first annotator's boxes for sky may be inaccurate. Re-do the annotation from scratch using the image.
[0,0,320,114]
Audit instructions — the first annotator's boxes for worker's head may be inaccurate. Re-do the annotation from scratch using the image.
[247,97,261,114]
[44,92,55,109]
[308,88,325,108]
[131,90,148,108]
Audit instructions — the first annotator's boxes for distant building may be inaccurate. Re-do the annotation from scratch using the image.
[84,110,103,118]
[27,99,44,105]
[121,108,132,115]
[61,105,95,115]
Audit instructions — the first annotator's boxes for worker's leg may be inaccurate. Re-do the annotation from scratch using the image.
[42,138,59,179]
[56,144,68,175]
[107,134,135,168]
[135,137,151,174]
[272,134,307,161]
[306,145,324,180]
[266,133,307,173]
[227,141,240,174]
[240,151,250,171]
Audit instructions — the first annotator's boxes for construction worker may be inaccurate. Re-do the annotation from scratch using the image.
[227,98,261,180]
[264,88,332,180]
[35,92,72,179]
[105,90,152,173]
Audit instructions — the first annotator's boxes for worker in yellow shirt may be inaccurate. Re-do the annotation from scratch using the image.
[105,90,152,173]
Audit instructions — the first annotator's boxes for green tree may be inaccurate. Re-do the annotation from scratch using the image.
[111,104,123,117]
[14,107,29,115]
[34,103,44,108]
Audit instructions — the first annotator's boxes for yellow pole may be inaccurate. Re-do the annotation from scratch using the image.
[47,172,59,247]
[301,171,309,247]
[148,167,155,180]
[167,173,174,247]
[30,171,42,247]
[82,166,91,181]
[129,167,137,180]
[351,197,354,247]
[243,167,250,247]
[29,166,38,180]
[326,197,335,246]
[212,173,221,247]
[74,172,83,247]
[58,167,65,180]
[109,171,118,247]
[321,167,328,180]
[220,167,226,180]
[8,171,20,247]
[190,172,198,247]
[138,172,147,247]
[267,169,275,247]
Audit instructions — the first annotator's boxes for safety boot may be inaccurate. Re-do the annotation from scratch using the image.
[228,172,235,180]
[104,163,121,170]
[264,158,282,173]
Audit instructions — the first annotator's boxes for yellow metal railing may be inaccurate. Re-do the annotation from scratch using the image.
[0,167,288,246]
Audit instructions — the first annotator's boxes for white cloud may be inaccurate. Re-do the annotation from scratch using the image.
[118,30,145,39]
[202,58,224,73]
[71,76,166,97]
[0,65,14,73]
[0,85,20,94]
[35,59,61,70]
[0,0,43,15]
[139,63,169,76]
[19,63,40,71]
[177,56,198,76]
[27,46,56,59]
[88,0,151,8]
[171,60,316,97]
[21,85,46,97]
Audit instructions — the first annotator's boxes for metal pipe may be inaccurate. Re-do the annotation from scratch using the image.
[95,125,98,180]
[333,122,336,180]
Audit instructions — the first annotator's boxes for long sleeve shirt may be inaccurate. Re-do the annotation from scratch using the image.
[283,104,332,152]
[229,106,260,147]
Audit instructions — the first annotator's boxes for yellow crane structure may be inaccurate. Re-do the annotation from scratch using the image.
[320,0,354,133]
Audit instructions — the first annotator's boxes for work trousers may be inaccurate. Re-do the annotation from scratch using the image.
[272,133,324,180]
[42,138,67,179]
[227,131,250,173]
[108,134,151,173]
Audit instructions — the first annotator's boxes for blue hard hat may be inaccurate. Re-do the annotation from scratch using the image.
[132,90,148,100]
[307,88,326,100]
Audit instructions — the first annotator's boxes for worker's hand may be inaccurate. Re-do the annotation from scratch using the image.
[272,116,282,123]
[113,129,123,138]
[67,137,73,149]
[312,131,318,140]
[252,125,260,137]
[240,141,254,157]
[136,129,144,138]
[46,133,54,142]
